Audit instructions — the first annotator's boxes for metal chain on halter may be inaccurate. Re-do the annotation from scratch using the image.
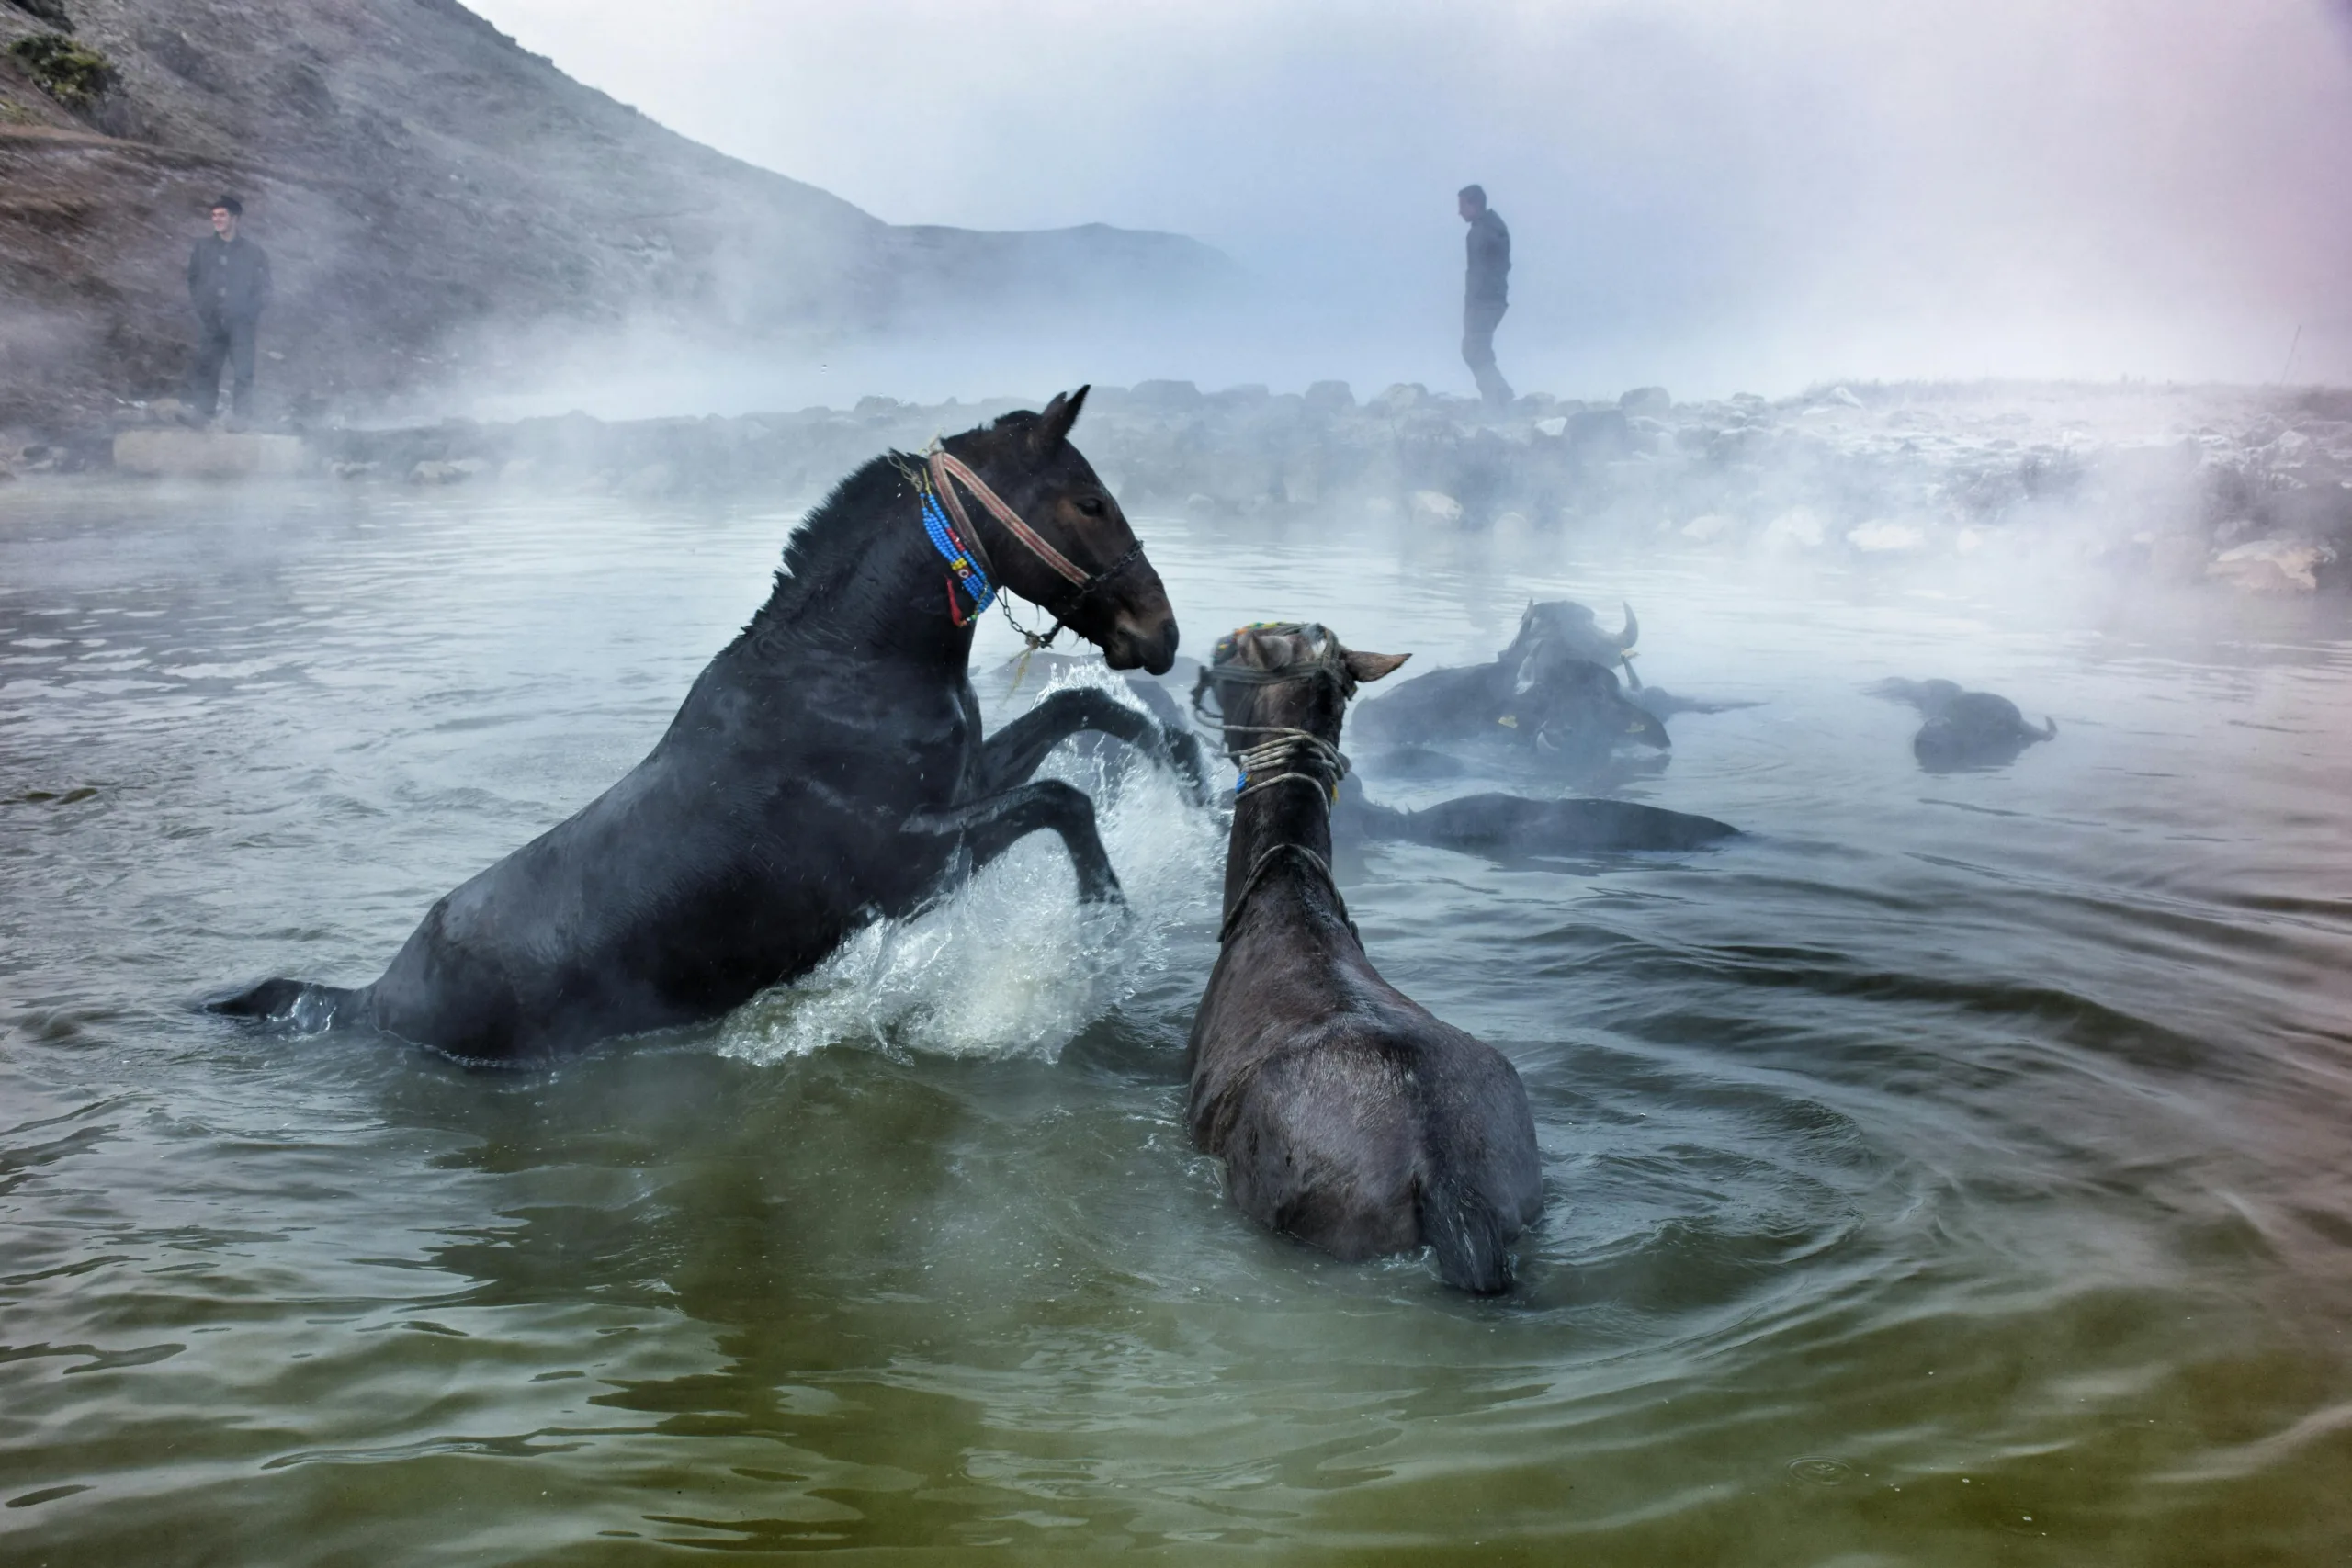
[915,437,1145,659]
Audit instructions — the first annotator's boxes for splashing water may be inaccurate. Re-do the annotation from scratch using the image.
[719,663,1224,1064]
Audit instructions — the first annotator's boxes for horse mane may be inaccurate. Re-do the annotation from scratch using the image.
[729,409,1046,649]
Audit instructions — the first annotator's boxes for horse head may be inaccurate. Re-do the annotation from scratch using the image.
[1201,623,1410,760]
[943,387,1180,673]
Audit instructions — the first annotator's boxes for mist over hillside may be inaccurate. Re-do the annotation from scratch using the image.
[0,0,1234,428]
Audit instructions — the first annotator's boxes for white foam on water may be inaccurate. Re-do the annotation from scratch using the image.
[718,664,1225,1065]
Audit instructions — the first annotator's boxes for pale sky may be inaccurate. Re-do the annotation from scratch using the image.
[467,0,2352,399]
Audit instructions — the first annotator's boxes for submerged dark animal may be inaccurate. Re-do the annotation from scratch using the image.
[1869,678,2057,773]
[209,389,1205,1063]
[1351,637,1667,762]
[1351,598,1664,763]
[1501,598,1641,682]
[1330,774,1736,859]
[1188,624,1544,1293]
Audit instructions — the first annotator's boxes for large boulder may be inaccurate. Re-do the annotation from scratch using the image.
[1303,379,1354,413]
[2207,537,2336,593]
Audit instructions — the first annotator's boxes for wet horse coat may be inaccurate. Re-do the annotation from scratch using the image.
[1187,625,1544,1293]
[1330,774,1736,859]
[209,389,1203,1062]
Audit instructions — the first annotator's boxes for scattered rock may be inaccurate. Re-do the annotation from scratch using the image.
[1131,379,1204,411]
[41,383,2352,595]
[1619,386,1672,413]
[1827,386,1865,409]
[1563,409,1633,453]
[1409,490,1464,526]
[1304,379,1354,413]
[1763,508,1826,549]
[2207,537,2335,593]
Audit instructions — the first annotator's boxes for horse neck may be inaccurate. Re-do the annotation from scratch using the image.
[1222,755,1343,935]
[741,468,978,677]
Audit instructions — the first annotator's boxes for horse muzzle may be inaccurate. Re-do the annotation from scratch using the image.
[1102,606,1180,674]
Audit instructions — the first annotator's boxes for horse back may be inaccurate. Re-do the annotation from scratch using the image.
[1188,933,1543,1283]
[366,649,981,1059]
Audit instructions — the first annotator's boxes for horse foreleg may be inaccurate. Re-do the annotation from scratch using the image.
[903,780,1122,903]
[979,688,1208,799]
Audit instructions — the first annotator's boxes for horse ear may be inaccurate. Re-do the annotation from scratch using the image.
[1344,650,1410,683]
[1032,386,1090,453]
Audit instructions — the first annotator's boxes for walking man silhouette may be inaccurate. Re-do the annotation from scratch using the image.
[1457,184,1512,408]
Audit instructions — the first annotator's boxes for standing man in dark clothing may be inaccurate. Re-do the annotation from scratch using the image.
[1458,184,1512,408]
[183,195,272,428]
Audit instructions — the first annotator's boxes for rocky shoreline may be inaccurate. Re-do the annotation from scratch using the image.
[7,378,2350,594]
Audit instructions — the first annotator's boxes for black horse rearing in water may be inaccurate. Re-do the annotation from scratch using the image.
[210,388,1204,1063]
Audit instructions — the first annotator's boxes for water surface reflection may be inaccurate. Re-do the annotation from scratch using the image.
[2,483,2349,1562]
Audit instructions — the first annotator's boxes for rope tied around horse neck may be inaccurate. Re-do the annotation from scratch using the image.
[1231,729,1347,806]
[1195,626,1362,945]
[1190,639,1355,811]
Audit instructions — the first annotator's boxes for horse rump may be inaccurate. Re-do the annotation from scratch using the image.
[1412,1085,1547,1295]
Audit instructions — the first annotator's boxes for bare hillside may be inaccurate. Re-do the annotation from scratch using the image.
[0,0,1233,427]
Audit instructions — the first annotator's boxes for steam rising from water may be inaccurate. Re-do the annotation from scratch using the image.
[719,665,1223,1064]
[466,0,2352,398]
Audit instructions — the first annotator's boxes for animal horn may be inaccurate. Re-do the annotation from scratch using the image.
[1615,601,1639,650]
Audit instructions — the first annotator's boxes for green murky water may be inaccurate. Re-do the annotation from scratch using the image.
[3,481,2349,1563]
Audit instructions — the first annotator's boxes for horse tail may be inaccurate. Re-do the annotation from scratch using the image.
[203,976,361,1032]
[1416,1152,1519,1296]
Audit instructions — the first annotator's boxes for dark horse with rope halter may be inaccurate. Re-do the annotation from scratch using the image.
[1187,624,1544,1293]
[207,388,1206,1063]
